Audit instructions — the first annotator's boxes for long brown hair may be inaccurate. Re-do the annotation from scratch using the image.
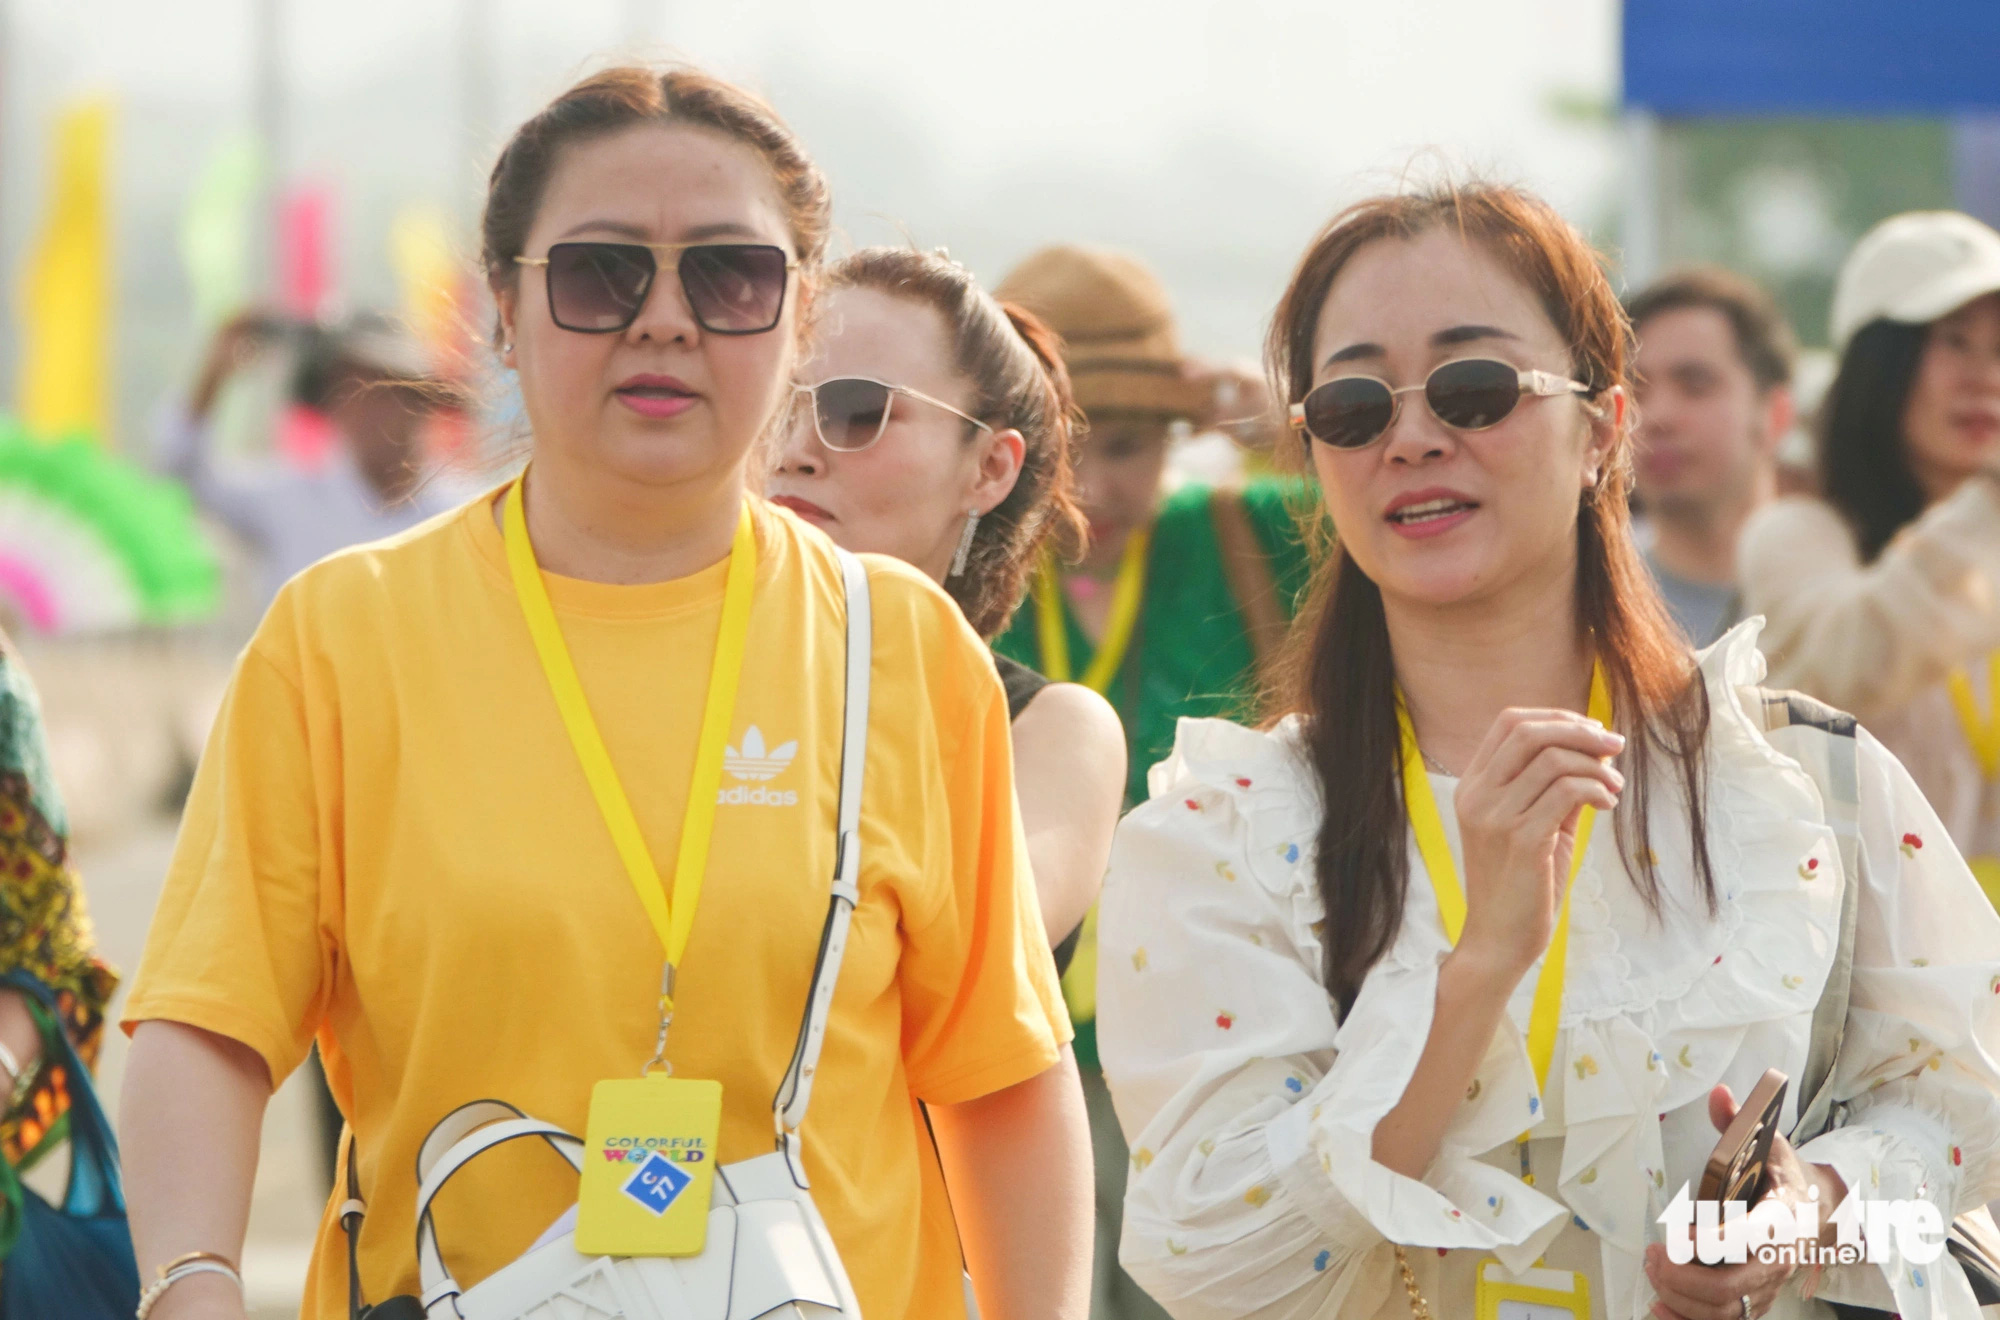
[1816,319,1931,561]
[1265,183,1715,1015]
[826,248,1087,637]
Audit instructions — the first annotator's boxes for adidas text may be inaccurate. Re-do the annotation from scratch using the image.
[717,784,799,807]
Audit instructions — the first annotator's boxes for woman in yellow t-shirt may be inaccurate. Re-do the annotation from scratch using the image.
[769,247,1128,964]
[117,66,1089,1320]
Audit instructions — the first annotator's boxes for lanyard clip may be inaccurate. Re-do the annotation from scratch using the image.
[642,963,677,1077]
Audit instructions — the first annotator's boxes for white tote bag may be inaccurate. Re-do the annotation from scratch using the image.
[356,547,874,1320]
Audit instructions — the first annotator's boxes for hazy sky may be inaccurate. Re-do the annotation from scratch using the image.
[4,0,1628,434]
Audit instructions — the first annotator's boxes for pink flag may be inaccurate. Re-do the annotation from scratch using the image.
[279,184,334,319]
[278,185,337,466]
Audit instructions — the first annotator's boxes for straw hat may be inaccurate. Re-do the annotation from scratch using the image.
[995,244,1209,420]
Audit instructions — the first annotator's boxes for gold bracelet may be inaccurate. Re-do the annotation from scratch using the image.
[156,1249,237,1279]
[134,1259,242,1319]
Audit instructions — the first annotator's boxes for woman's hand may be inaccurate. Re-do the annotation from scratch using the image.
[1451,708,1625,980]
[188,311,279,421]
[1646,1240,1789,1320]
[1371,709,1619,1179]
[1644,1084,1850,1319]
[1182,357,1280,449]
[0,989,40,1100]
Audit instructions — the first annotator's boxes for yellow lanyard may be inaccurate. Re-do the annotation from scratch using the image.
[1948,657,2000,780]
[1032,525,1151,694]
[1398,664,1612,1114]
[502,475,757,1017]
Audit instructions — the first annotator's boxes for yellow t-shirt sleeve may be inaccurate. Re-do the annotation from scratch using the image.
[121,623,331,1087]
[899,663,1073,1107]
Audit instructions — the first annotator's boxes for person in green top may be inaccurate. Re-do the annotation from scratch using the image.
[990,244,1313,1320]
[992,244,1314,804]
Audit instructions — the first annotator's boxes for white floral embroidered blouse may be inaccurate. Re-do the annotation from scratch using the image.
[1097,622,2000,1320]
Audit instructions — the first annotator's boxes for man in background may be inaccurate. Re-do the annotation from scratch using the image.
[1628,266,1797,646]
[157,310,463,610]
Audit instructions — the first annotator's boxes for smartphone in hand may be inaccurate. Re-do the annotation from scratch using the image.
[1698,1068,1788,1207]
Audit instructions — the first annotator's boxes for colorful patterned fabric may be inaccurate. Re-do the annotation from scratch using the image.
[0,642,117,1170]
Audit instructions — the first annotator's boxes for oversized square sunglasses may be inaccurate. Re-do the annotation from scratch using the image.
[1289,357,1600,450]
[515,240,796,336]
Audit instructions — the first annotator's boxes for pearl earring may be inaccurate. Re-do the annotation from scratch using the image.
[949,511,980,578]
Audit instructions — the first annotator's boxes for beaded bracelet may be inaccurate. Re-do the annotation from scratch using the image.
[134,1256,242,1319]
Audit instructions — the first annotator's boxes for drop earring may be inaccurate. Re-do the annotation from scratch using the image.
[948,511,980,578]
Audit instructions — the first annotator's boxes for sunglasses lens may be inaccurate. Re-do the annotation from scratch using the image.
[814,378,895,451]
[681,245,789,334]
[545,243,653,332]
[1426,358,1522,430]
[1302,377,1396,448]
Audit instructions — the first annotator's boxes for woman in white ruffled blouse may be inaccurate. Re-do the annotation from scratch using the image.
[1097,183,2000,1320]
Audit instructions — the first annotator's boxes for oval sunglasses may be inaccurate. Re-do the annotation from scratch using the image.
[793,377,993,452]
[1290,357,1601,450]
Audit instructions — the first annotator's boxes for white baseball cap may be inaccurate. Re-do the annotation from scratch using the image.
[1830,210,2000,350]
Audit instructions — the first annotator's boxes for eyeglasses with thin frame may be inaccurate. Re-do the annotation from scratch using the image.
[792,376,994,453]
[1289,357,1600,450]
[515,240,798,336]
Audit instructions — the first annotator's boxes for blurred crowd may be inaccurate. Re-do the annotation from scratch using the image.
[2,54,2000,1320]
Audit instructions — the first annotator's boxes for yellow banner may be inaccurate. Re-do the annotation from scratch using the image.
[390,203,461,352]
[18,100,114,443]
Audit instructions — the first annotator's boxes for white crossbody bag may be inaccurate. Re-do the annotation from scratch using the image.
[344,547,873,1320]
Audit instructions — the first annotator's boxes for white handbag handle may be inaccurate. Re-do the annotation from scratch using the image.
[414,1110,585,1317]
[403,548,874,1312]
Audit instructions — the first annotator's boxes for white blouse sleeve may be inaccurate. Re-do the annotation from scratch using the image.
[1097,720,1566,1320]
[1795,728,2000,1313]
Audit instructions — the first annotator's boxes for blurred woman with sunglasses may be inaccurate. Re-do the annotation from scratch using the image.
[117,66,1088,1320]
[770,247,1126,962]
[1096,183,2000,1319]
[1742,212,2000,911]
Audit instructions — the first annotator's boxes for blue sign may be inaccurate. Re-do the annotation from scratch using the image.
[1624,0,2000,116]
[622,1151,693,1216]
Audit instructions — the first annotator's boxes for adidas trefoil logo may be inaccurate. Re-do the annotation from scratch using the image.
[724,726,797,783]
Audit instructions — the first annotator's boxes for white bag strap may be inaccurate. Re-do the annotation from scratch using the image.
[771,548,872,1177]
